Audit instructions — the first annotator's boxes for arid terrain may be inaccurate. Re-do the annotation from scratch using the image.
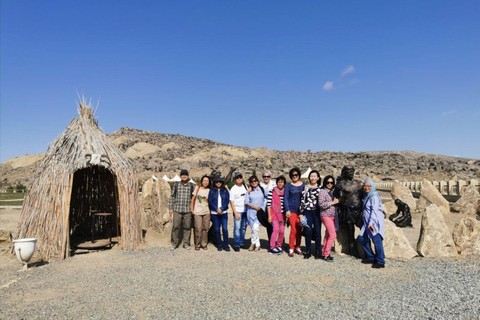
[1,127,479,189]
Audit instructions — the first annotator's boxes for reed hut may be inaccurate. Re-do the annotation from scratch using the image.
[15,102,142,260]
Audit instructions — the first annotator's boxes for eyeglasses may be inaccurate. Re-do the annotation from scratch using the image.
[263,176,270,178]
[292,174,299,177]
[326,181,334,185]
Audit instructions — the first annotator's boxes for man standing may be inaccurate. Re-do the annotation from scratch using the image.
[334,165,364,256]
[230,172,248,252]
[169,169,195,250]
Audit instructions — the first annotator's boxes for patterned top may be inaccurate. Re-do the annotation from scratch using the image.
[318,188,336,217]
[168,182,194,213]
[300,186,320,212]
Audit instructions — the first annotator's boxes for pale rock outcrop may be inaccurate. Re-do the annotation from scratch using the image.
[452,218,480,255]
[384,220,417,260]
[141,177,172,235]
[452,184,480,216]
[417,204,457,257]
[383,201,397,216]
[418,179,450,215]
[391,181,416,211]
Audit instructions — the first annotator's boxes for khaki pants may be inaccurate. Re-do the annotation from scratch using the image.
[172,211,192,247]
[194,213,211,248]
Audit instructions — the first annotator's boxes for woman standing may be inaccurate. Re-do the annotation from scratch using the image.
[208,176,230,252]
[318,175,339,261]
[266,176,286,255]
[191,175,211,251]
[284,167,306,257]
[358,179,385,268]
[245,176,265,252]
[299,170,322,259]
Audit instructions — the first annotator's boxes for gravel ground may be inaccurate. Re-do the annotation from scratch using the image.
[1,244,480,320]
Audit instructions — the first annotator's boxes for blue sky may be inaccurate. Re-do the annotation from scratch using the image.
[1,0,479,163]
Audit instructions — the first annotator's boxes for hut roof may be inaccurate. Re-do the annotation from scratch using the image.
[16,102,142,260]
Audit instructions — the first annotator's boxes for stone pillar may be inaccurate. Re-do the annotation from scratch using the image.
[459,180,468,196]
[439,181,448,195]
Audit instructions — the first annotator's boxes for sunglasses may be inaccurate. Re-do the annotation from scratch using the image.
[263,176,270,178]
[215,181,223,184]
[292,173,299,177]
[326,181,334,185]
[251,180,258,183]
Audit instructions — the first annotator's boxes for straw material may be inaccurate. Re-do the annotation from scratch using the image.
[15,102,142,260]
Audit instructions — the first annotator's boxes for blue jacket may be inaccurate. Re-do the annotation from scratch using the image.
[208,187,230,212]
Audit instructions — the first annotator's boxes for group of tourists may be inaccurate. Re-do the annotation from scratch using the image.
[168,166,386,269]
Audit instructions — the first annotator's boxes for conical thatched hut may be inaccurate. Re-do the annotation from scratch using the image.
[16,102,142,260]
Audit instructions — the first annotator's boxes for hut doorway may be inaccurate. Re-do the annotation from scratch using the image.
[69,166,119,251]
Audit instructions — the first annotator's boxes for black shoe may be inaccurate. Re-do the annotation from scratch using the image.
[233,247,240,252]
[361,259,374,264]
[324,255,334,262]
[224,246,231,252]
[326,255,334,261]
[303,251,311,259]
[217,247,223,252]
[315,254,322,260]
[372,263,385,269]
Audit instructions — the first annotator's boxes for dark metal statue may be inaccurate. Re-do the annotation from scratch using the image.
[389,199,413,228]
[334,165,364,256]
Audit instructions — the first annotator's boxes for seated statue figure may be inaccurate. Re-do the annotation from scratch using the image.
[389,199,413,228]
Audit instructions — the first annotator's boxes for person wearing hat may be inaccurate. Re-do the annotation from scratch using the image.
[229,172,248,252]
[208,175,231,251]
[169,169,195,250]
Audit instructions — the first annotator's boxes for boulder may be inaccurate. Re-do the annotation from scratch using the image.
[452,218,480,255]
[141,177,173,235]
[417,204,457,258]
[452,184,480,216]
[391,181,416,211]
[383,201,397,216]
[383,220,417,260]
[418,179,450,215]
[0,230,11,242]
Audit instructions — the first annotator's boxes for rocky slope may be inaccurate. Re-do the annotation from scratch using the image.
[1,127,479,187]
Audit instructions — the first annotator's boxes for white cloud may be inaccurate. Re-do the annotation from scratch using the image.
[341,65,355,77]
[441,109,457,117]
[323,81,334,91]
[349,78,360,85]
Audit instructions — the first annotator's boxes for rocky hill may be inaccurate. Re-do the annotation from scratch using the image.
[1,127,479,187]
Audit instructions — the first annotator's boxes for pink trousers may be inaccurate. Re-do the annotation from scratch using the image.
[321,216,336,257]
[270,220,285,249]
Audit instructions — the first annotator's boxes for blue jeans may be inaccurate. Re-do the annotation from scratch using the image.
[303,210,321,253]
[233,211,247,248]
[211,213,229,248]
[358,231,385,265]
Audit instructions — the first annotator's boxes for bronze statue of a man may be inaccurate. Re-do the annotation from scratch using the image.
[334,165,364,256]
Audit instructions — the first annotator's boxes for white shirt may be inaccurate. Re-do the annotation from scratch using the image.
[229,184,247,213]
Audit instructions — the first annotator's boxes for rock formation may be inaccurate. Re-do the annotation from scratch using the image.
[391,181,416,211]
[417,204,457,258]
[141,177,173,235]
[452,184,480,216]
[383,220,418,260]
[418,179,450,215]
[452,218,480,255]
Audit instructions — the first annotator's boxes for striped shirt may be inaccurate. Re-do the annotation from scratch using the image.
[300,186,320,212]
[266,189,285,211]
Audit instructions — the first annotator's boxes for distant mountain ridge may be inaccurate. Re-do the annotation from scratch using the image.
[1,127,479,187]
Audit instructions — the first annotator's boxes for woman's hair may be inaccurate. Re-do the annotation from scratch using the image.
[262,169,272,177]
[200,175,210,187]
[276,175,286,184]
[248,176,259,184]
[322,175,335,189]
[289,167,301,179]
[308,170,321,185]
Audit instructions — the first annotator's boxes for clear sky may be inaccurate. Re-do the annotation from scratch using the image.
[1,0,479,163]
